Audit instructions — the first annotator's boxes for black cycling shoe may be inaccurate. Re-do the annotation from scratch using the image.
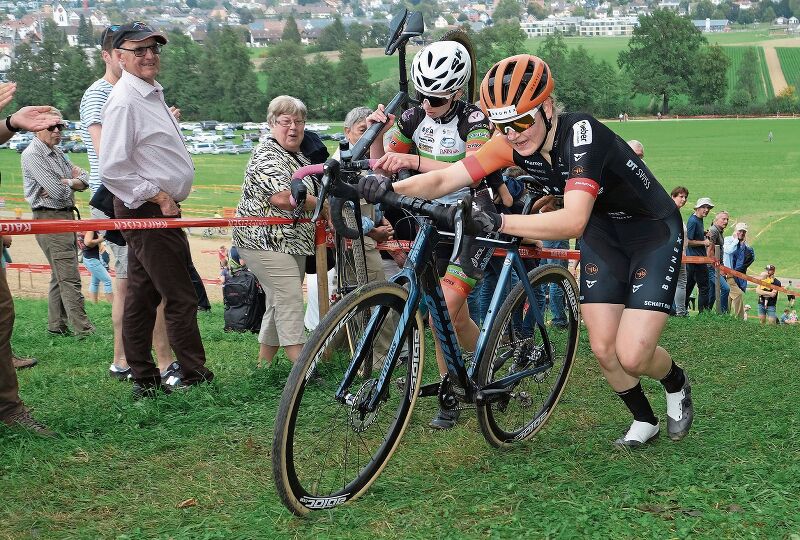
[132,382,166,400]
[429,408,460,430]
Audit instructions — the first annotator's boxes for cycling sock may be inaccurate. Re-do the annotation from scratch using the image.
[659,361,686,394]
[616,382,658,425]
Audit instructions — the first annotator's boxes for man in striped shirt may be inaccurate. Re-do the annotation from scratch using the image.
[80,24,174,382]
[21,108,94,337]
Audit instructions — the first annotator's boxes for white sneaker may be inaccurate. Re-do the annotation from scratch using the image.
[614,420,660,448]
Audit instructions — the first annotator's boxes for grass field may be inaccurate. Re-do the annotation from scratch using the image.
[1,299,799,538]
[2,118,797,272]
[776,47,800,90]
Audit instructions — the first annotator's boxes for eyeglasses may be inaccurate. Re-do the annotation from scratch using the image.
[117,43,162,57]
[47,123,66,132]
[416,91,455,108]
[495,109,539,135]
[275,118,306,128]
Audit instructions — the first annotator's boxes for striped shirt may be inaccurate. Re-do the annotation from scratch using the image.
[79,78,113,194]
[21,137,89,210]
[100,69,194,209]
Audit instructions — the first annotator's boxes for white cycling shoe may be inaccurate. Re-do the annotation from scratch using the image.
[614,420,660,448]
[666,376,693,441]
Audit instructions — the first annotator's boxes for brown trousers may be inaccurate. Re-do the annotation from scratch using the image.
[114,199,212,385]
[0,264,21,417]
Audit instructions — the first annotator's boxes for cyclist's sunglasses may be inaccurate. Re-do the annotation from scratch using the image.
[494,109,540,135]
[416,91,455,108]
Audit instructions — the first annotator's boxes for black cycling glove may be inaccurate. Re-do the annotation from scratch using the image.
[464,197,503,236]
[358,173,393,204]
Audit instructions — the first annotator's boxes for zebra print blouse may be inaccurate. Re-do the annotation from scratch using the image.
[232,137,316,255]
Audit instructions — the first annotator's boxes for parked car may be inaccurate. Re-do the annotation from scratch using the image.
[69,142,87,153]
[188,142,216,155]
[330,132,347,142]
[242,122,261,131]
[233,143,253,153]
[223,129,235,139]
[8,133,33,151]
[212,143,238,154]
[15,140,31,153]
[199,120,218,130]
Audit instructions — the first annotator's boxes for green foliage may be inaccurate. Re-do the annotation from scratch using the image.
[527,1,550,19]
[472,22,528,79]
[492,0,522,21]
[281,13,301,44]
[735,46,760,99]
[159,31,207,118]
[334,40,373,117]
[263,41,308,102]
[690,44,730,105]
[77,15,94,47]
[54,47,96,118]
[317,16,346,51]
[618,9,707,113]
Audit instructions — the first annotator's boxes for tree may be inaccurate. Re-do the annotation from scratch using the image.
[77,15,94,47]
[237,7,255,25]
[690,44,729,105]
[55,47,96,118]
[317,17,346,51]
[282,13,302,44]
[692,0,715,18]
[159,31,206,118]
[264,41,309,103]
[366,23,389,48]
[6,43,52,107]
[527,2,550,19]
[334,40,372,117]
[203,27,265,121]
[347,22,370,46]
[536,31,569,76]
[493,0,522,21]
[618,9,707,113]
[735,47,759,99]
[306,55,336,118]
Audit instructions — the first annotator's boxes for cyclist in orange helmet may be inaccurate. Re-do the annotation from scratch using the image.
[360,54,693,447]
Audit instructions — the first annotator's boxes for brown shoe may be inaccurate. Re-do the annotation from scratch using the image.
[12,355,38,370]
[0,406,54,436]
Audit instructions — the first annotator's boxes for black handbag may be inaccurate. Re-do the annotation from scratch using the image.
[88,184,126,246]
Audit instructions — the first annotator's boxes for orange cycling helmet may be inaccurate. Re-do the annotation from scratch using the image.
[479,55,554,123]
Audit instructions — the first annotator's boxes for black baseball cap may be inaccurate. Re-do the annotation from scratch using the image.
[111,22,167,50]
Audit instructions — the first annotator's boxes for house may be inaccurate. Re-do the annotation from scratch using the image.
[0,53,11,72]
[692,18,730,32]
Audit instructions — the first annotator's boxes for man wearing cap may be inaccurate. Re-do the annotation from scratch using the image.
[685,197,714,313]
[21,107,95,338]
[100,22,214,399]
[756,264,780,324]
[723,222,754,319]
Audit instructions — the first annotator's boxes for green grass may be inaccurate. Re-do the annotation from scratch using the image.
[776,47,800,91]
[2,300,799,538]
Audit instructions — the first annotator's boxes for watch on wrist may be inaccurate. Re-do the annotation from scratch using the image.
[5,115,20,133]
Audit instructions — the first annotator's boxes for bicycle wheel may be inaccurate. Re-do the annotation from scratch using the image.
[273,281,425,515]
[476,264,579,448]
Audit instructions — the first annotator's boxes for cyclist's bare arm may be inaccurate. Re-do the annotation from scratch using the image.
[392,161,473,200]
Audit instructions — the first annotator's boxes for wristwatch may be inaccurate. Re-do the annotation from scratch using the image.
[5,115,20,133]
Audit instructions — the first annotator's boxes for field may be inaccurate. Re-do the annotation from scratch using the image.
[722,47,770,102]
[1,297,799,538]
[776,47,800,90]
[3,117,798,273]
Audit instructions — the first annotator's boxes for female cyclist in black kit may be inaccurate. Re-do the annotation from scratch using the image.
[360,55,694,447]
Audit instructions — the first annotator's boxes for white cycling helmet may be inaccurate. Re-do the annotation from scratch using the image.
[411,41,471,97]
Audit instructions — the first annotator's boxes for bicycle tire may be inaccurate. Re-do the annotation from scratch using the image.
[273,281,425,515]
[476,264,580,448]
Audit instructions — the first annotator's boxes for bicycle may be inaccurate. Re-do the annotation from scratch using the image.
[273,157,581,513]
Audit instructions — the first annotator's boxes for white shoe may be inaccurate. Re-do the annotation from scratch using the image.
[614,420,660,448]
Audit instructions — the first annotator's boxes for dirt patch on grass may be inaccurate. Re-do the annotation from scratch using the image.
[762,45,789,96]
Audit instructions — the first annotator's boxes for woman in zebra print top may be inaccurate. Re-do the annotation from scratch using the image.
[232,96,321,367]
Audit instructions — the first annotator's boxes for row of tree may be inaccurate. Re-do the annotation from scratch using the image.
[6,14,799,122]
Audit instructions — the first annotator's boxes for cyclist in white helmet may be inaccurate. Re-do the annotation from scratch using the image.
[368,40,501,430]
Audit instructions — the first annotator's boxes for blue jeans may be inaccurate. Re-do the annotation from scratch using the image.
[706,266,730,313]
[534,240,569,326]
[83,256,113,294]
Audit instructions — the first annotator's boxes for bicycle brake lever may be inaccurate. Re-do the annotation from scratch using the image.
[450,195,483,280]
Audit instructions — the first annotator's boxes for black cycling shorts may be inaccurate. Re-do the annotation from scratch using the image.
[579,209,684,313]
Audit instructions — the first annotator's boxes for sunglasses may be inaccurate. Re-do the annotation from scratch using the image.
[416,91,455,108]
[494,109,539,135]
[117,43,162,57]
[47,123,66,132]
[100,24,120,46]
